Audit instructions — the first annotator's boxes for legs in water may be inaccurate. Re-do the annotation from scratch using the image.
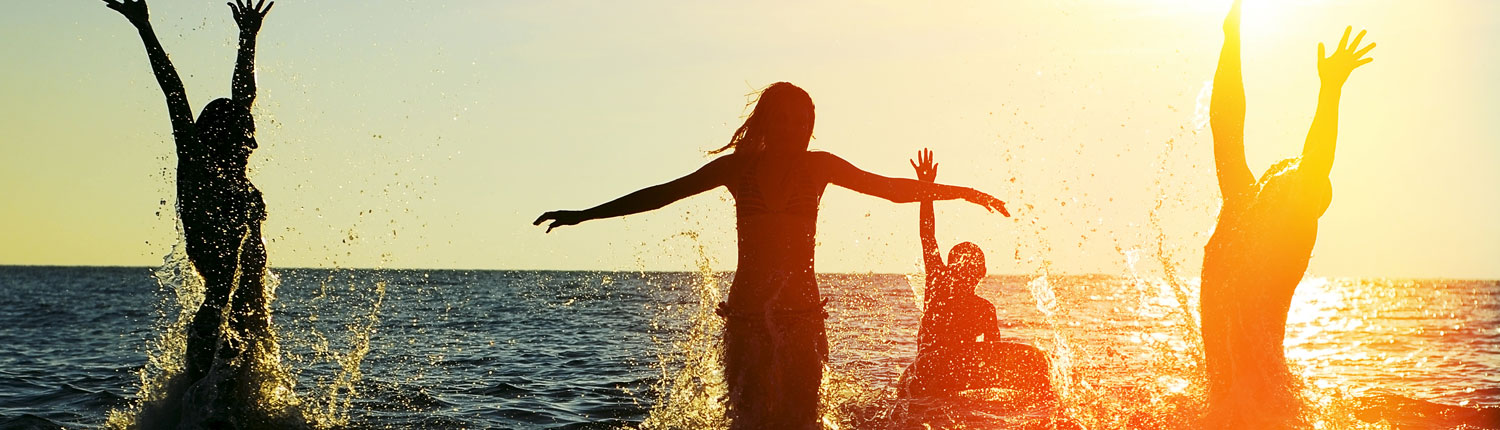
[185,273,232,383]
[722,311,826,430]
[184,224,242,383]
[184,223,270,382]
[227,223,272,362]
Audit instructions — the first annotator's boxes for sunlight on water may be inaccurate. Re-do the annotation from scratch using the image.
[618,82,1498,428]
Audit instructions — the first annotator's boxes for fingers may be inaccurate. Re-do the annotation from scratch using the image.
[1318,42,1325,60]
[1355,57,1373,67]
[997,202,1010,218]
[1353,42,1376,59]
[910,159,919,171]
[261,2,274,15]
[1349,29,1367,51]
[1337,26,1351,53]
[533,212,553,225]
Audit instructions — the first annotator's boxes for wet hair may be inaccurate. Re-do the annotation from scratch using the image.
[710,82,815,155]
[196,98,256,161]
[948,242,987,289]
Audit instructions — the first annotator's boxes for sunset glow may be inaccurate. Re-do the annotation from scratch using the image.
[0,2,1496,428]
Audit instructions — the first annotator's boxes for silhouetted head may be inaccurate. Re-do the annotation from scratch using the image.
[711,82,815,155]
[196,98,257,171]
[947,242,987,291]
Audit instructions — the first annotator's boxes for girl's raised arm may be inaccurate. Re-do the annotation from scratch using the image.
[1301,26,1374,178]
[1211,0,1254,201]
[105,0,194,141]
[229,0,274,109]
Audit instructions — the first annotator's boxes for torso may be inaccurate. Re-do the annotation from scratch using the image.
[1201,158,1332,391]
[175,130,266,237]
[723,152,828,313]
[917,270,998,355]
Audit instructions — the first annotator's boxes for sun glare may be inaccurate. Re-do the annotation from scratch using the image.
[1134,0,1300,37]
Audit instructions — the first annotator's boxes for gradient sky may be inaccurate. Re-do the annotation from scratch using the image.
[2,0,1496,278]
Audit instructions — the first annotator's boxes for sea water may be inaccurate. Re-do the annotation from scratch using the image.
[0,266,1495,429]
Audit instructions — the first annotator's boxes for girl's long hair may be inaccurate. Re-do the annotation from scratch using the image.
[196,98,257,170]
[710,82,815,155]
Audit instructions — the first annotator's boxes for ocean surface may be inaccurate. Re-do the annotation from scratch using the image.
[0,266,1496,429]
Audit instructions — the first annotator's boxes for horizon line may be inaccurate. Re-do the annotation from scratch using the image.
[0,264,1493,282]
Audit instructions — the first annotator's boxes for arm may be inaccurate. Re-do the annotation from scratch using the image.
[105,0,193,139]
[818,152,1011,216]
[1211,0,1254,201]
[229,0,275,109]
[910,149,945,273]
[534,156,735,233]
[1302,26,1374,178]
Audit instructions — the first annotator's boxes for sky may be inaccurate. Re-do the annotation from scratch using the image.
[1,0,1496,278]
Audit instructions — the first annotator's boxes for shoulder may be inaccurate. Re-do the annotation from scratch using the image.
[1256,158,1332,208]
[702,152,753,174]
[803,151,855,178]
[804,151,844,165]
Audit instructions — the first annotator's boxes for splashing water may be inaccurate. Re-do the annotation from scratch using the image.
[619,76,1487,428]
[639,231,730,430]
[104,238,386,430]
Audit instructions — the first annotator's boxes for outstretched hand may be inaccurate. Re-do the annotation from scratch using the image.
[967,191,1011,217]
[1318,26,1375,87]
[103,0,149,27]
[534,210,586,233]
[910,148,938,182]
[229,0,274,35]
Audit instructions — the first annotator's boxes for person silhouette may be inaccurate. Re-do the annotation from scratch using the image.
[534,82,1011,429]
[103,0,277,384]
[897,149,1052,400]
[1201,1,1374,427]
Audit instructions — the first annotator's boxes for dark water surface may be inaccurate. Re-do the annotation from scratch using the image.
[0,266,1495,429]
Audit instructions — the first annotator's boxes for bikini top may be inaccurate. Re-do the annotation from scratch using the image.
[735,156,821,218]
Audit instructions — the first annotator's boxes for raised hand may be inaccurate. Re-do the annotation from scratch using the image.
[103,0,149,27]
[534,210,587,233]
[909,148,938,182]
[229,0,274,35]
[1318,26,1375,87]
